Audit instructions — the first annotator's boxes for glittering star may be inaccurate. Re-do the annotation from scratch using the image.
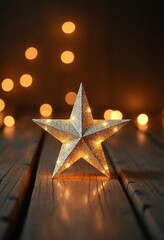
[33,83,130,178]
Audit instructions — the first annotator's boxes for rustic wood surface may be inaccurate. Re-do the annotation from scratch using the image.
[0,117,164,240]
[20,134,145,240]
[0,118,42,240]
[104,123,164,240]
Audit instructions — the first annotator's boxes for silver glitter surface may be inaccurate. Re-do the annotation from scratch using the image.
[33,83,130,178]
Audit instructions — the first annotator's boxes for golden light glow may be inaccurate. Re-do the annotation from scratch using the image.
[114,127,118,132]
[61,51,74,64]
[25,47,38,60]
[87,107,91,113]
[57,160,61,165]
[40,103,53,117]
[103,122,107,126]
[105,166,108,170]
[4,116,15,127]
[65,92,77,105]
[104,109,113,120]
[20,74,33,87]
[96,139,102,145]
[62,21,76,34]
[0,99,5,111]
[111,110,123,120]
[137,113,149,125]
[1,79,14,92]
[66,163,70,168]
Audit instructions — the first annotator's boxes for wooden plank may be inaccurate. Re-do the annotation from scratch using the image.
[0,117,43,240]
[21,134,145,240]
[146,117,164,147]
[104,123,164,240]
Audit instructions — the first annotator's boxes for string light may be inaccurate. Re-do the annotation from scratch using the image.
[87,107,91,113]
[114,127,118,132]
[0,99,5,111]
[25,47,38,60]
[111,110,123,120]
[4,116,15,127]
[61,51,74,64]
[103,122,107,126]
[66,163,70,168]
[1,78,14,92]
[40,103,53,117]
[62,21,76,34]
[65,92,77,105]
[20,74,33,87]
[137,113,149,125]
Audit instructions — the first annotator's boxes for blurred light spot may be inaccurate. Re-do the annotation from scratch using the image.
[40,103,52,117]
[0,99,5,111]
[65,92,76,105]
[25,47,38,60]
[111,110,123,120]
[61,51,74,64]
[137,113,148,125]
[4,116,15,127]
[62,21,76,34]
[20,74,33,87]
[1,79,14,92]
[104,109,113,120]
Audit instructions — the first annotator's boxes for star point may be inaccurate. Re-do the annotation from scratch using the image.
[33,83,130,178]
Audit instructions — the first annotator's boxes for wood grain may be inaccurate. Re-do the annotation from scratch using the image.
[21,134,145,240]
[0,118,42,240]
[104,123,164,240]
[146,117,164,147]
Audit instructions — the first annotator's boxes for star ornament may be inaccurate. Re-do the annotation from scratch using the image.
[33,83,130,178]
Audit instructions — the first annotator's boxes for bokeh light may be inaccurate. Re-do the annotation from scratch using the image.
[62,21,76,34]
[40,103,53,117]
[61,51,74,64]
[0,99,5,111]
[65,92,77,105]
[1,78,14,92]
[137,113,149,125]
[104,109,113,120]
[4,115,15,127]
[20,74,33,87]
[25,47,38,60]
[110,110,123,120]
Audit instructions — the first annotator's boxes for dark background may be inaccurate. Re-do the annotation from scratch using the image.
[0,0,164,118]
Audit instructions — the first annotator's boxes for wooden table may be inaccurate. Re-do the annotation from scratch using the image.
[0,116,164,240]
